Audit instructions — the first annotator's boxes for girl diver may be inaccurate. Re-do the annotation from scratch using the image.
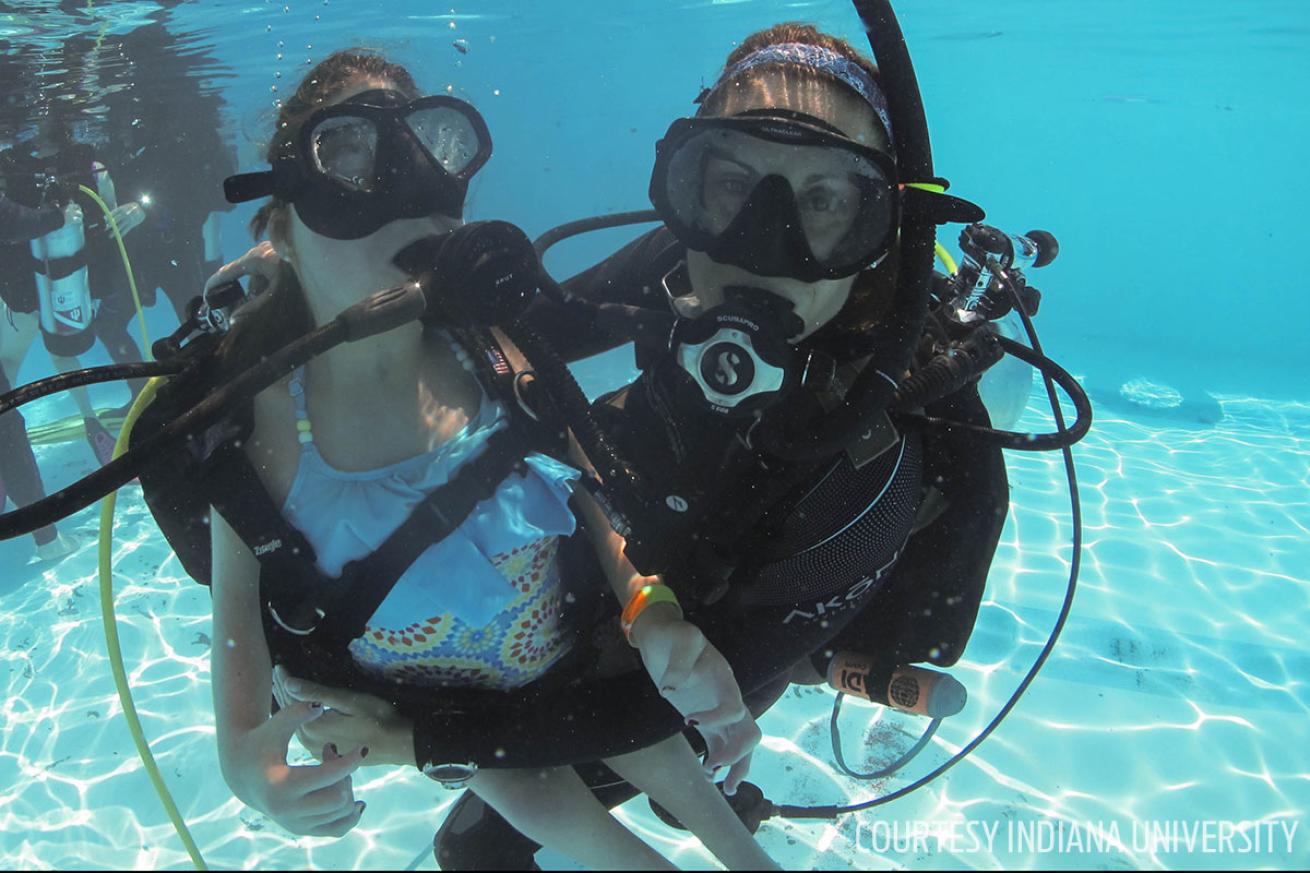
[206,49,775,870]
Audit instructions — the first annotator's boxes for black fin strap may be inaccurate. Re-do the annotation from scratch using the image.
[311,427,532,646]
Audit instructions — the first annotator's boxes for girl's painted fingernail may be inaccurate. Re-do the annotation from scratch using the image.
[309,701,323,710]
[685,718,699,727]
[357,801,366,814]
[328,743,338,756]
[360,746,369,759]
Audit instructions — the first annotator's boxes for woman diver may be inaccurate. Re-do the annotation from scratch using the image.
[202,48,776,870]
[433,21,1010,869]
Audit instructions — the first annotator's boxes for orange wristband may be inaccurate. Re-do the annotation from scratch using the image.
[620,584,682,646]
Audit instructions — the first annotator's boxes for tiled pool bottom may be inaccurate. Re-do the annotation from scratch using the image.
[1,390,1306,870]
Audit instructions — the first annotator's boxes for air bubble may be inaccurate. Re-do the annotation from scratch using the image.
[493,88,501,97]
[276,52,283,60]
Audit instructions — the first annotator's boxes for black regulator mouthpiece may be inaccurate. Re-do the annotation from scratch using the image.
[393,220,541,327]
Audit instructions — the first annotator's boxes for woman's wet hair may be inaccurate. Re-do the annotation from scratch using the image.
[222,49,420,370]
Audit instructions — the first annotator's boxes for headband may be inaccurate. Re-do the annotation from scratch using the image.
[709,42,894,146]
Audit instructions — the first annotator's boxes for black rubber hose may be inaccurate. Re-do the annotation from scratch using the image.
[502,321,646,513]
[894,332,1005,410]
[899,336,1091,453]
[0,322,346,540]
[532,210,661,259]
[0,277,430,540]
[0,361,183,419]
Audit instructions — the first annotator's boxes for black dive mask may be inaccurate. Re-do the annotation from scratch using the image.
[650,112,899,282]
[224,89,492,240]
[660,264,835,419]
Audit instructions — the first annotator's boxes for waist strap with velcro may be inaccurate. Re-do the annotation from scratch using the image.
[208,426,532,653]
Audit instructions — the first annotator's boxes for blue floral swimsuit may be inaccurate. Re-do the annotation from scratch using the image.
[279,364,580,691]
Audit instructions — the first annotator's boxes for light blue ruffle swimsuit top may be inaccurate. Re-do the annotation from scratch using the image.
[279,362,580,682]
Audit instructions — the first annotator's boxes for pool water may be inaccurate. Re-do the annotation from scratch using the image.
[1,0,1306,869]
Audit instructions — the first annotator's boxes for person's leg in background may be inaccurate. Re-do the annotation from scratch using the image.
[0,307,78,560]
[42,325,118,467]
[90,276,149,398]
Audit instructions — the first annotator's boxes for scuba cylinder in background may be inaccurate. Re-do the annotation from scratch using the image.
[977,311,1033,431]
[30,202,95,338]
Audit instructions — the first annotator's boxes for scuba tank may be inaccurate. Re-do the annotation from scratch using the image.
[977,311,1033,431]
[29,202,95,337]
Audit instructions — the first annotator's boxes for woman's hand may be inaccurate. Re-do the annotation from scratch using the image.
[273,665,416,767]
[204,239,279,296]
[629,604,761,796]
[224,699,369,838]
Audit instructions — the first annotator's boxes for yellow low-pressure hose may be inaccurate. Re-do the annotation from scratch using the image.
[934,240,958,276]
[97,377,207,870]
[76,184,151,354]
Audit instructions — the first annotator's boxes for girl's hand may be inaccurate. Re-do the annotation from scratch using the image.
[274,666,416,766]
[226,699,369,838]
[629,606,761,796]
[204,240,279,295]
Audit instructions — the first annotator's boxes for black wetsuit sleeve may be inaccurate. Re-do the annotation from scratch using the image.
[0,194,64,242]
[520,226,676,362]
[824,384,1010,669]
